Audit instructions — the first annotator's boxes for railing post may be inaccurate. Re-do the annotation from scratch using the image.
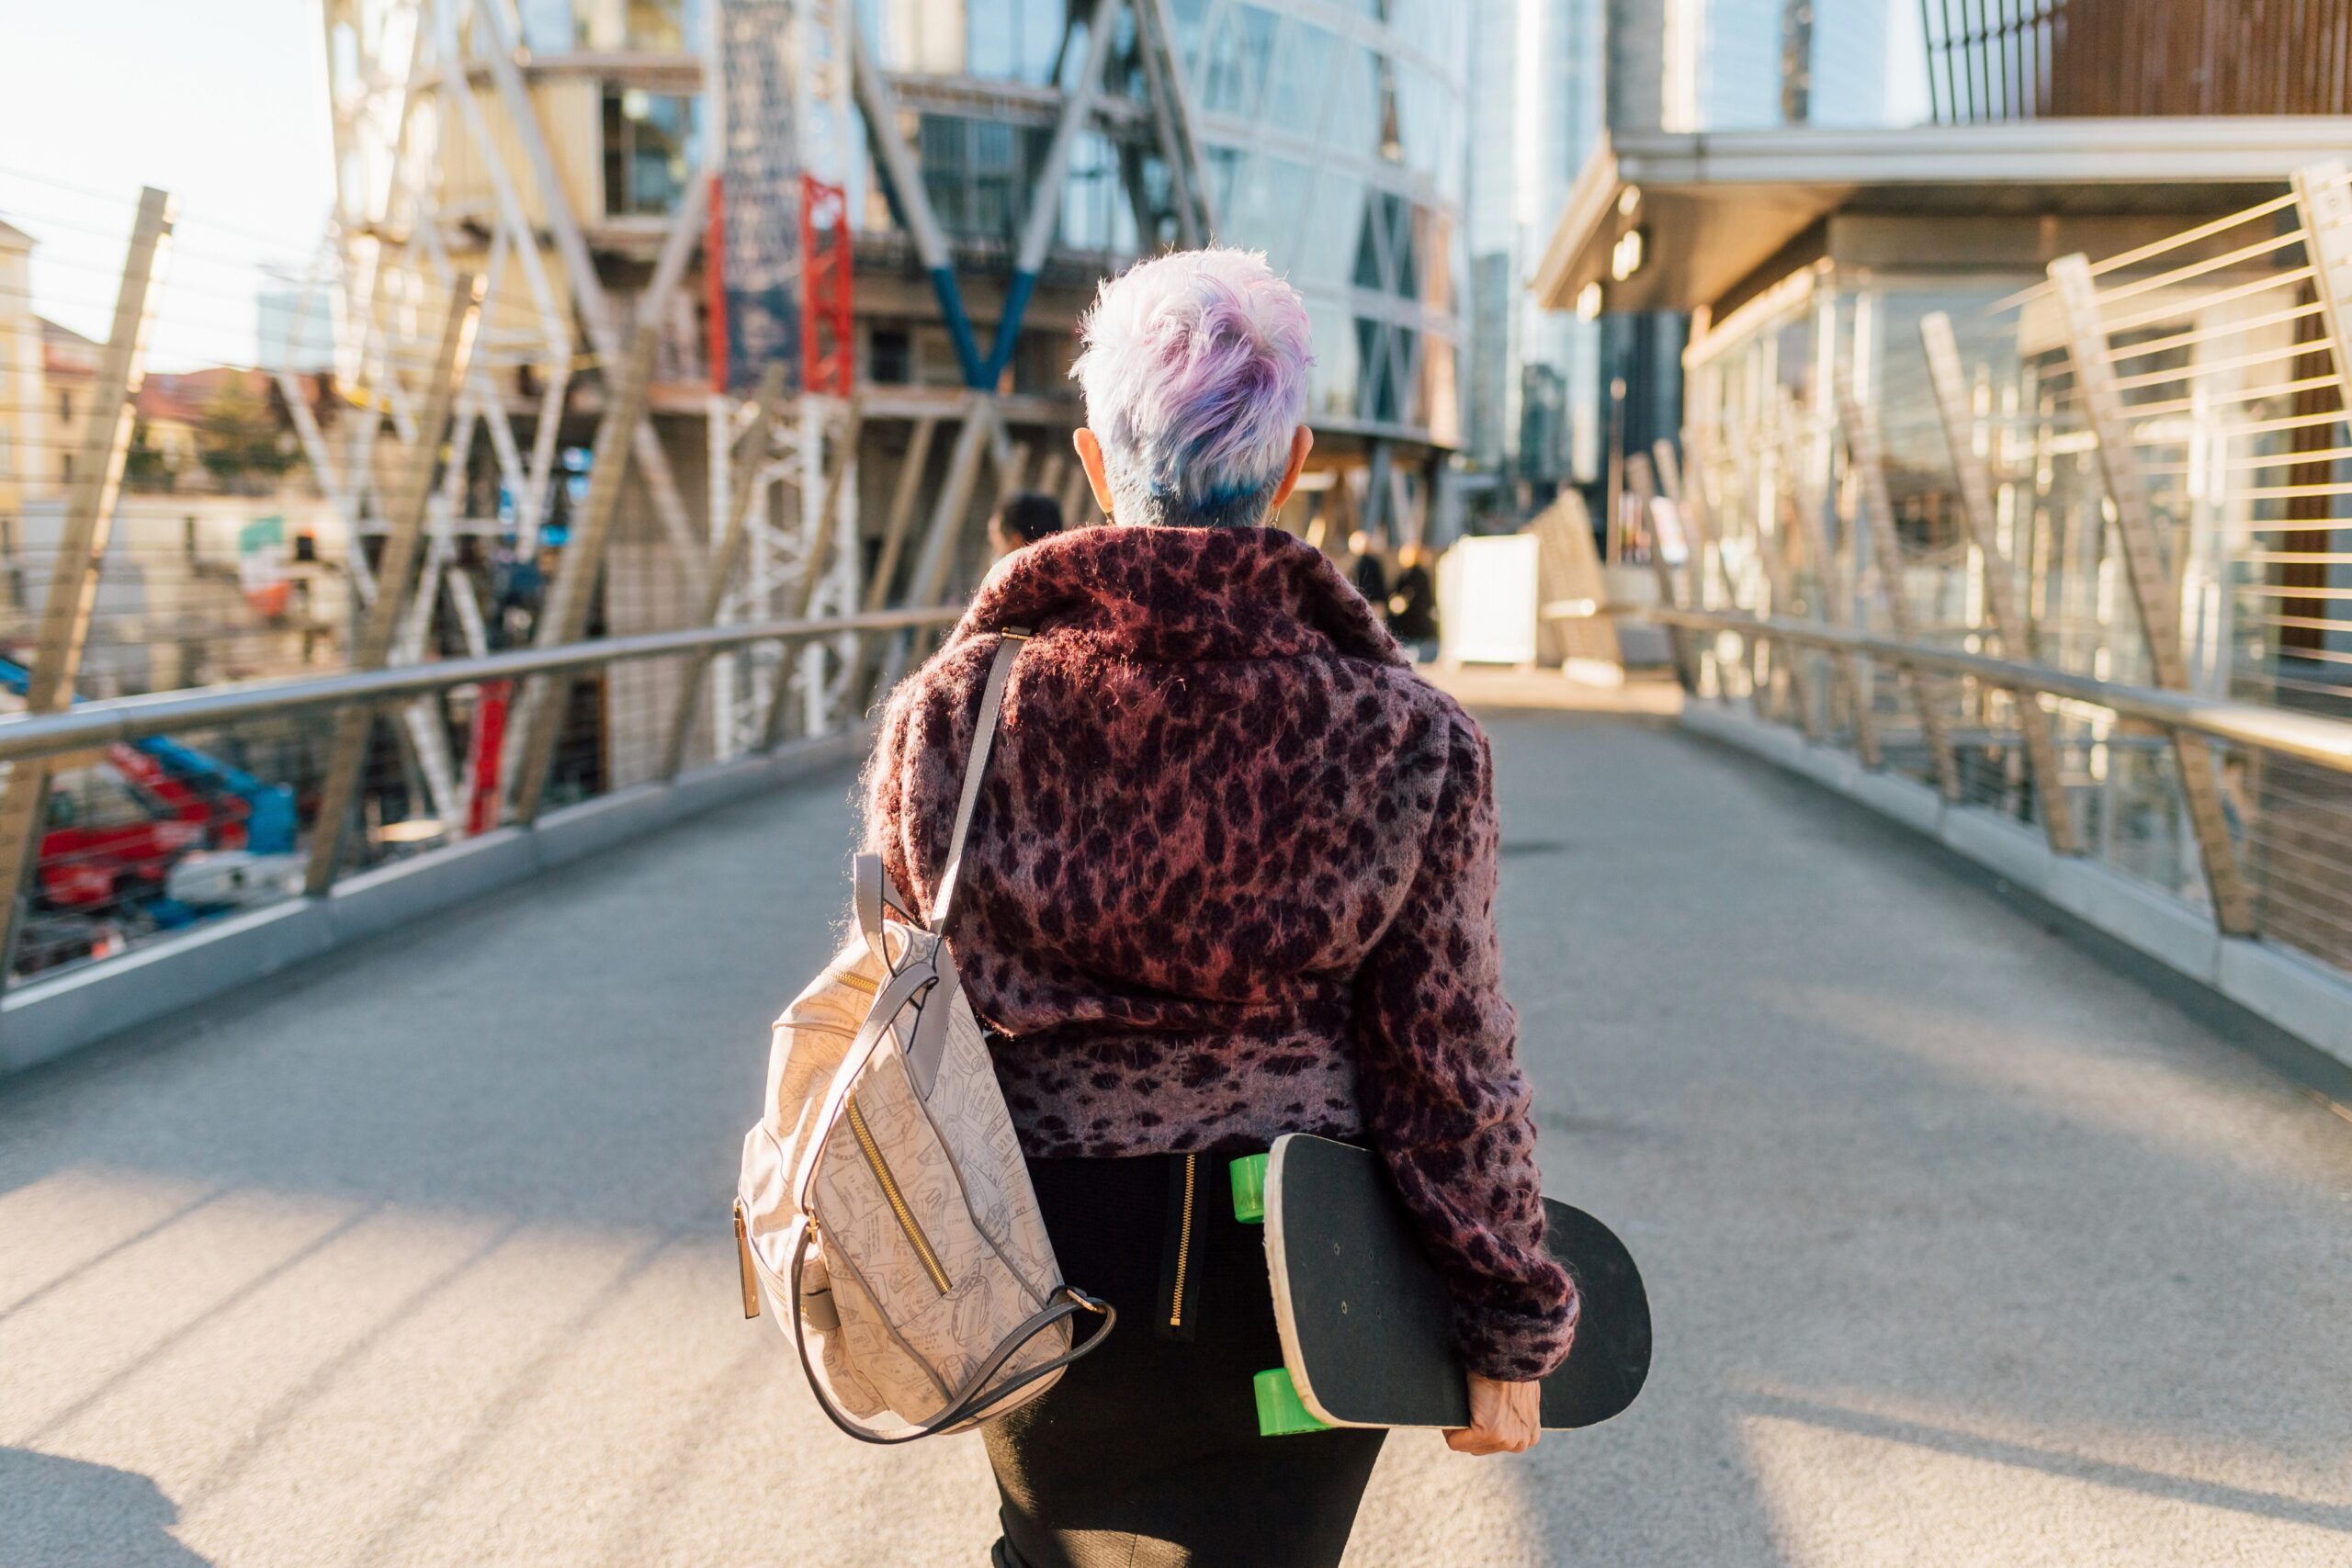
[1777,402,1879,763]
[2291,161,2352,386]
[0,187,173,982]
[1920,310,2081,853]
[1652,438,1718,608]
[2049,253,2256,935]
[1717,430,1819,732]
[1626,453,1702,694]
[659,364,790,783]
[1836,370,1962,799]
[1675,424,1778,710]
[509,321,665,828]
[304,275,482,896]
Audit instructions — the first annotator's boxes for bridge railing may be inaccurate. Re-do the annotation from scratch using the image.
[1661,157,2352,1002]
[0,607,958,1039]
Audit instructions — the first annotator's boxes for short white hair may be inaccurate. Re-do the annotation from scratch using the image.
[1070,247,1312,529]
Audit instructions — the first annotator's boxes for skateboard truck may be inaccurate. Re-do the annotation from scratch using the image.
[1231,1154,1329,1436]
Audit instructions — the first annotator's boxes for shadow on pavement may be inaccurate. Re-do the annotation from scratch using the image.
[0,1448,212,1566]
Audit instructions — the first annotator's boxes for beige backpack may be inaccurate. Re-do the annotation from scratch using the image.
[734,632,1114,1443]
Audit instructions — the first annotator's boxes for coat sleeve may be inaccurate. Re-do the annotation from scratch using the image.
[1350,708,1578,1382]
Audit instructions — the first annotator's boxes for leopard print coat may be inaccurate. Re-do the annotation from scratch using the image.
[864,523,1577,1381]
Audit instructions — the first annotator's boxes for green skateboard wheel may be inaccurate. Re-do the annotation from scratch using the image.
[1253,1367,1329,1437]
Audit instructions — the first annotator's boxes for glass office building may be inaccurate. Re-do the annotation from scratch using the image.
[1168,0,1469,445]
[858,0,1472,449]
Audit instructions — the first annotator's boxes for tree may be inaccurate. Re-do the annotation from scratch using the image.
[197,381,295,493]
[123,418,175,492]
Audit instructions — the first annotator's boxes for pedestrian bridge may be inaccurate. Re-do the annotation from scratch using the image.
[3,671,2346,1568]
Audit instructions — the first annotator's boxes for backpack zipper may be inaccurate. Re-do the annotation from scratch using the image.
[732,1199,762,1319]
[845,1094,954,1295]
[1169,1153,1197,1329]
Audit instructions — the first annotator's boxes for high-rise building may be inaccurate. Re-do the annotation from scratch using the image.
[1464,0,1606,502]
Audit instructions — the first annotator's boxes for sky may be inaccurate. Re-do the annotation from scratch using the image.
[0,2,336,371]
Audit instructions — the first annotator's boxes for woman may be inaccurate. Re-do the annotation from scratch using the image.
[865,248,1576,1568]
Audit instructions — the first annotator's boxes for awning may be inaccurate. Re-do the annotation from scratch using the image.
[1532,117,2352,316]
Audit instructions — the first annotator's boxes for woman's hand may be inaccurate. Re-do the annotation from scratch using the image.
[1444,1373,1541,1455]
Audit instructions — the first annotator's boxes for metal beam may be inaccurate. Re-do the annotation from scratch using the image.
[2049,253,2256,935]
[908,397,999,611]
[754,399,868,750]
[0,186,173,983]
[865,416,938,614]
[2292,161,2352,384]
[658,364,790,782]
[509,322,664,827]
[872,398,998,695]
[980,0,1122,384]
[305,276,483,895]
[1130,0,1214,245]
[467,0,702,565]
[851,24,987,386]
[1836,370,1962,799]
[1920,310,2080,854]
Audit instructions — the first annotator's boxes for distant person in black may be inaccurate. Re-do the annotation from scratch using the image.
[988,491,1065,560]
[1386,542,1438,662]
[1347,529,1388,605]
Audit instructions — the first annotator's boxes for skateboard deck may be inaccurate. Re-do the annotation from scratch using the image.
[1262,1134,1650,1431]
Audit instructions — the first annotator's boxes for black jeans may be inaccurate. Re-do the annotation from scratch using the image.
[986,1152,1386,1568]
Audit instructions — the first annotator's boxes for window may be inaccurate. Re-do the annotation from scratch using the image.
[1264,22,1336,138]
[869,327,911,386]
[1199,5,1277,118]
[58,389,71,422]
[602,87,701,217]
[918,115,1041,244]
[516,0,573,52]
[0,424,10,477]
[965,0,1066,86]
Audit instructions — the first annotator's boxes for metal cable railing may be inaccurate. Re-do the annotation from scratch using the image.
[0,607,959,987]
[1670,156,2352,981]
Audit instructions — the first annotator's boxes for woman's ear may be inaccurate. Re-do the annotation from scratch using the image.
[1074,428,1116,520]
[1270,426,1316,508]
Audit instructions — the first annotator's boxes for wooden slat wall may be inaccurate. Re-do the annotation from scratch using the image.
[1922,0,2352,120]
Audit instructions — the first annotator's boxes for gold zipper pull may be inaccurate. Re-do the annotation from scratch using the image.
[1170,1153,1197,1329]
[733,1200,763,1320]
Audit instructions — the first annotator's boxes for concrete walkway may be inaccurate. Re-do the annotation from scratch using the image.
[2,707,2347,1566]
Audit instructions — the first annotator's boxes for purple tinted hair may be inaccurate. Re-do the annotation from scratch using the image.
[1070,247,1312,529]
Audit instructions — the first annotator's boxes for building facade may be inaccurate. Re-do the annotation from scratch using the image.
[1464,0,1607,505]
[856,0,1472,458]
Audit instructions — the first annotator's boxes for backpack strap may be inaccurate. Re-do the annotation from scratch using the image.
[929,629,1029,931]
[786,1214,1115,1444]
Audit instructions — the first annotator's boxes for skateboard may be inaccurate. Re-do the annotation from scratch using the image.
[1246,1134,1651,1433]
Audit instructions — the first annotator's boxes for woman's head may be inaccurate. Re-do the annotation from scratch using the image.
[1069,247,1314,529]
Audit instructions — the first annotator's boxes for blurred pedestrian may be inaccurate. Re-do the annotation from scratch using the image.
[988,490,1066,561]
[865,246,1574,1568]
[1386,540,1438,662]
[1347,527,1388,606]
